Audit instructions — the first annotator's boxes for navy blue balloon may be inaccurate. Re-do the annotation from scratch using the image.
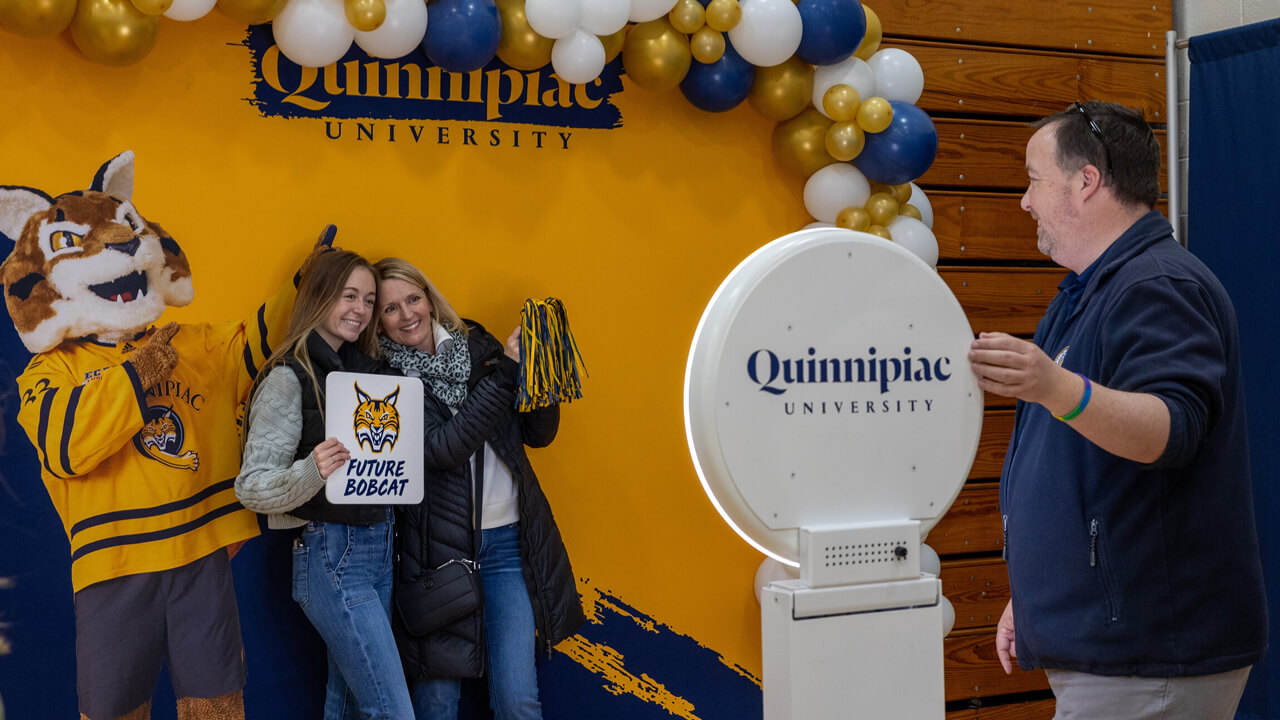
[680,40,756,113]
[853,101,939,185]
[796,0,866,66]
[422,0,501,73]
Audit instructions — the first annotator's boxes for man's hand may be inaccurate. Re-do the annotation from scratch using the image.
[996,600,1017,674]
[968,332,1081,416]
[131,322,180,389]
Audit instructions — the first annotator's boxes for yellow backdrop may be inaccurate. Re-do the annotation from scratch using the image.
[1,13,813,715]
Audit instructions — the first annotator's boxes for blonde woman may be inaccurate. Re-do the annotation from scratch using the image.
[375,257,584,720]
[236,249,412,719]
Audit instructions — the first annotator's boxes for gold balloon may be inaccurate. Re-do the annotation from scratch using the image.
[865,192,900,226]
[0,0,76,37]
[218,0,287,25]
[772,107,837,178]
[600,25,626,64]
[825,121,864,162]
[668,0,704,35]
[748,55,813,121]
[854,4,882,60]
[131,0,173,15]
[900,203,923,221]
[71,0,160,66]
[496,0,554,70]
[892,183,913,203]
[345,0,385,32]
[856,96,893,133]
[704,0,740,32]
[690,26,724,64]
[822,83,860,122]
[622,18,692,92]
[866,224,892,240]
[836,206,871,232]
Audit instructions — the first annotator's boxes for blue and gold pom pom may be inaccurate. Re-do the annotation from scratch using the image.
[517,298,586,412]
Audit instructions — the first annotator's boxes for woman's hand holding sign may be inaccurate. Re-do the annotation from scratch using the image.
[312,437,351,479]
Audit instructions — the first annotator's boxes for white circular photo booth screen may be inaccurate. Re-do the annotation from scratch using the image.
[684,228,983,565]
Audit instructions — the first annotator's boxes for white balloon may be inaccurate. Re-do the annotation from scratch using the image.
[164,0,216,21]
[919,543,941,576]
[753,557,800,605]
[727,0,802,68]
[868,47,925,104]
[551,30,606,84]
[804,221,835,230]
[525,0,584,40]
[940,594,956,637]
[629,0,677,22]
[355,0,428,59]
[581,0,629,35]
[888,215,939,268]
[908,182,933,229]
[273,0,355,68]
[803,163,871,224]
[812,57,875,119]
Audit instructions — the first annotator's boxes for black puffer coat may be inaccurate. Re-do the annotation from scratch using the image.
[392,320,585,680]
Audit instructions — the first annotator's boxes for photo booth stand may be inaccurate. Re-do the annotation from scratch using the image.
[684,228,983,719]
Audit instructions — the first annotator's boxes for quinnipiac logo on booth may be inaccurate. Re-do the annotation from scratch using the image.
[746,345,954,417]
[243,26,623,134]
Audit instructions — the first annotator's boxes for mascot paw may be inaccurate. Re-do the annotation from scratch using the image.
[131,322,180,388]
[295,224,338,286]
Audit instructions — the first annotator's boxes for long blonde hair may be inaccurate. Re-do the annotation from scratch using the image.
[252,249,381,415]
[374,257,468,339]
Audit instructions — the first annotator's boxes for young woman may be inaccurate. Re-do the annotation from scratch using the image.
[236,249,413,719]
[375,257,584,720]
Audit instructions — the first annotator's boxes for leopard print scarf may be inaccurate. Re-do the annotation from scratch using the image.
[379,324,471,408]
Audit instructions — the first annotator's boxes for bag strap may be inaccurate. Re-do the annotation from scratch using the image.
[472,444,485,567]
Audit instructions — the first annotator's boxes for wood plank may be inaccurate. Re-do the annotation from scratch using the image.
[947,699,1056,720]
[929,482,1002,555]
[929,192,1171,262]
[921,119,1168,193]
[929,191,1042,262]
[941,557,1010,630]
[885,40,1165,121]
[945,627,1051,701]
[970,409,1013,480]
[876,0,1172,58]
[940,267,1063,336]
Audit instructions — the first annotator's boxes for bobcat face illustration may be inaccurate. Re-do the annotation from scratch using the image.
[134,405,200,471]
[0,151,193,353]
[353,383,400,453]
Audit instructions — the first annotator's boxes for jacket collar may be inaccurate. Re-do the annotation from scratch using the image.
[1063,210,1174,319]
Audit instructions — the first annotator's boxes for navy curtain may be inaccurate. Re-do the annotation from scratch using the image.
[1188,17,1280,720]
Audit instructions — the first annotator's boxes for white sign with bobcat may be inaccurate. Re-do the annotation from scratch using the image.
[324,371,424,504]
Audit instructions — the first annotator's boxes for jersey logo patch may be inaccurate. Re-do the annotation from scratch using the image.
[353,382,400,453]
[133,404,200,471]
[1054,345,1070,366]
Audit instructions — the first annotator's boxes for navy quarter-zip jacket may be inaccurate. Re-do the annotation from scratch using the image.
[1001,210,1267,676]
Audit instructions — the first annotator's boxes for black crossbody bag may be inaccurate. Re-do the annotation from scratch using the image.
[395,447,487,636]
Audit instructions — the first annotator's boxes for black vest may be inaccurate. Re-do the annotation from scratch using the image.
[285,331,387,526]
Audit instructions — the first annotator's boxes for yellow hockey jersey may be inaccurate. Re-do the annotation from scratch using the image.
[16,285,293,593]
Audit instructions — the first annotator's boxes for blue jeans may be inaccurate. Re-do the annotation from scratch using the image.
[293,514,413,720]
[412,523,541,720]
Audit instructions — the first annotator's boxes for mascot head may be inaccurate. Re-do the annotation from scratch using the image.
[0,151,193,353]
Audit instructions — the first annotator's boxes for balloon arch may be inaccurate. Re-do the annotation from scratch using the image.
[0,0,941,265]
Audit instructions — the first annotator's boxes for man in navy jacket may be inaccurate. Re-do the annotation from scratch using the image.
[968,101,1267,719]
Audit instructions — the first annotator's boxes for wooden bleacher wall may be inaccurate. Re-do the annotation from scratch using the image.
[875,1,1173,717]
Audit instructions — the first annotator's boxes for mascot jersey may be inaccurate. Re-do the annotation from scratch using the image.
[16,294,292,593]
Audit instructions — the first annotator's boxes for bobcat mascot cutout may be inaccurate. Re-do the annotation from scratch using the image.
[0,152,315,720]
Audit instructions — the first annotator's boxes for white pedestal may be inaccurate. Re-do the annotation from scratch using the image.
[761,578,946,720]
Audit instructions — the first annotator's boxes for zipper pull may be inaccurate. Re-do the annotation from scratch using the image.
[1001,514,1008,561]
[1089,519,1098,567]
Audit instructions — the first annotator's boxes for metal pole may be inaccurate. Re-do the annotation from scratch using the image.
[1166,30,1183,247]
